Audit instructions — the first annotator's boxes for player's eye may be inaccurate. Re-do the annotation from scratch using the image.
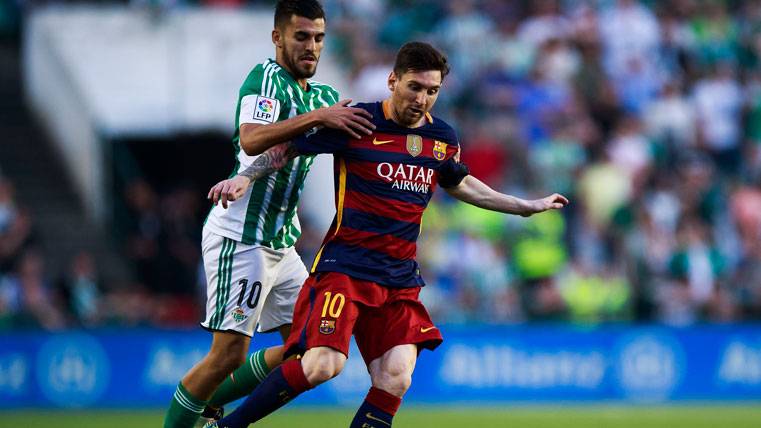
[315,34,325,43]
[428,88,439,95]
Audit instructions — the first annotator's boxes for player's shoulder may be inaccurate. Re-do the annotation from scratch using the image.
[241,59,287,95]
[244,59,279,82]
[307,79,339,93]
[307,80,341,104]
[353,101,381,114]
[427,114,459,146]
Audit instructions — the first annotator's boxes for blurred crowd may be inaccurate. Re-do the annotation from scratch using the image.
[322,0,761,325]
[5,0,761,330]
[0,173,204,330]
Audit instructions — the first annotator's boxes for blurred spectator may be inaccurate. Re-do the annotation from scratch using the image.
[58,251,102,326]
[0,177,34,274]
[0,250,66,330]
[124,179,162,291]
[686,1,739,68]
[643,79,697,149]
[692,62,743,172]
[517,0,570,49]
[599,0,661,79]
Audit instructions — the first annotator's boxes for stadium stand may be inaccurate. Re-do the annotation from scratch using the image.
[2,0,761,331]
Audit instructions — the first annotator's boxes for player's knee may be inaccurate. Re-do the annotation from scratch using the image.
[302,349,345,385]
[207,340,247,374]
[372,359,413,396]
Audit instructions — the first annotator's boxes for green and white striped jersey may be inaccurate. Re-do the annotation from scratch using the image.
[205,59,340,248]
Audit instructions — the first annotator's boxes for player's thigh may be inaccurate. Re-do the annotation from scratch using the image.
[209,330,251,367]
[257,246,308,334]
[354,290,443,366]
[200,230,279,337]
[283,272,361,360]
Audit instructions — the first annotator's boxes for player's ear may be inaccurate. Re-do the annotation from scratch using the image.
[272,29,282,48]
[388,71,397,92]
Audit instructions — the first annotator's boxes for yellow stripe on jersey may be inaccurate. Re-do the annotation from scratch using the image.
[311,159,348,272]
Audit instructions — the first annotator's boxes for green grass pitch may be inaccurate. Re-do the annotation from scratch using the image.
[3,405,761,428]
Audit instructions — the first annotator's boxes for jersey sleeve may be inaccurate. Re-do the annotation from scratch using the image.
[436,128,470,188]
[293,127,350,155]
[237,65,290,126]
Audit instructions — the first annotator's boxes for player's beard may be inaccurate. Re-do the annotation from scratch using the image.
[284,45,318,79]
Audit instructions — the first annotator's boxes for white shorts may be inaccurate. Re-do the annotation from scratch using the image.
[200,227,308,337]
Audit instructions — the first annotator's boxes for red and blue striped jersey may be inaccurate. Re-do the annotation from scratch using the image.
[294,101,469,288]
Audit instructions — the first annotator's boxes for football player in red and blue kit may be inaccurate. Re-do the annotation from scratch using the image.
[206,41,568,428]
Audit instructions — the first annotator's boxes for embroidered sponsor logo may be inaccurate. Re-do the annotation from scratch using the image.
[373,138,394,145]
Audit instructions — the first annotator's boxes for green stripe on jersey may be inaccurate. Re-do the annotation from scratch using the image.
[211,238,236,329]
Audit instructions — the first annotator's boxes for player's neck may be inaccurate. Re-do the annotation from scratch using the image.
[382,99,426,129]
[275,58,309,91]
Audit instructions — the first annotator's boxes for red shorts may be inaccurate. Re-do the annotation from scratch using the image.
[283,272,443,365]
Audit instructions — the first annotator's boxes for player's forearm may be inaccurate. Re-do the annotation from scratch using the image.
[237,142,298,182]
[447,176,531,215]
[240,110,324,155]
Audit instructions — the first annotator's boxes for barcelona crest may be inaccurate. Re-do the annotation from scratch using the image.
[406,134,423,157]
[319,319,336,335]
[433,140,447,161]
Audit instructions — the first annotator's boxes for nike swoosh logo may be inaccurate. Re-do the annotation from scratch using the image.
[373,138,394,145]
[420,326,437,333]
[366,412,391,426]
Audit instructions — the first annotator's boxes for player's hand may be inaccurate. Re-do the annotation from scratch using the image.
[208,175,251,209]
[521,193,569,217]
[318,99,375,139]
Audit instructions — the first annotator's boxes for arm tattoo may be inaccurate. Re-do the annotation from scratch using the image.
[238,141,298,182]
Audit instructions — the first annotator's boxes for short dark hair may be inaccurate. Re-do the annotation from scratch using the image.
[274,0,326,29]
[393,42,450,79]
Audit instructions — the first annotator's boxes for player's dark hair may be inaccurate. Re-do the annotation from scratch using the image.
[393,42,450,79]
[274,0,326,29]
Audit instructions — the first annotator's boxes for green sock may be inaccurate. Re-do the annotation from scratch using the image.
[163,382,207,428]
[208,349,271,407]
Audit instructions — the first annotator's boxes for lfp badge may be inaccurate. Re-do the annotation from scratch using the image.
[406,134,422,157]
[258,99,273,113]
[433,140,447,161]
[253,96,277,122]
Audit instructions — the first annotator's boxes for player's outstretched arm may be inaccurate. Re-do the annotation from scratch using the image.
[240,99,375,155]
[208,142,298,208]
[445,175,569,217]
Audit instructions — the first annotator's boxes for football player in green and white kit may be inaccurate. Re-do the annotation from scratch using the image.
[162,1,374,427]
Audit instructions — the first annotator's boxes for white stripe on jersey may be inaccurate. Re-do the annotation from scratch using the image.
[274,156,302,233]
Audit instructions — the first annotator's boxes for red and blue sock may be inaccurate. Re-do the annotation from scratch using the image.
[215,359,312,428]
[349,387,401,428]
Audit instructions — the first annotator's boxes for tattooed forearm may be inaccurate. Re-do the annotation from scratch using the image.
[238,141,298,182]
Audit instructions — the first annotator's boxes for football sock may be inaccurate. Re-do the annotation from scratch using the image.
[349,387,401,428]
[215,359,312,428]
[163,381,208,428]
[208,349,270,407]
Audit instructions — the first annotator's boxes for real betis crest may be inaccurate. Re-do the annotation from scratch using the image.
[406,134,423,157]
[433,140,447,161]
